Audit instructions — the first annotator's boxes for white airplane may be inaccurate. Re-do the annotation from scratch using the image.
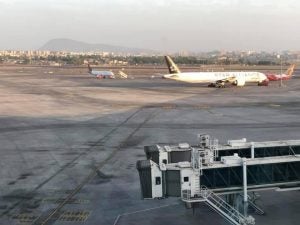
[88,64,115,79]
[163,56,269,87]
[88,64,129,79]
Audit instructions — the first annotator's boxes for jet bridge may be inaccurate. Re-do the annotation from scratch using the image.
[139,135,300,197]
[136,135,300,225]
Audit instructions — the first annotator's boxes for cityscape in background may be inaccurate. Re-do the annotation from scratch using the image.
[1,49,299,66]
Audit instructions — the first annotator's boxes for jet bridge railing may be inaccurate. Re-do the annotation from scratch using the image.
[181,189,191,201]
[181,186,255,225]
[203,188,255,225]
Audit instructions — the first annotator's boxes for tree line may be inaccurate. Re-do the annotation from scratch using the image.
[0,55,288,66]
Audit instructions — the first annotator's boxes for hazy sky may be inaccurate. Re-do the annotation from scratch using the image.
[0,0,299,52]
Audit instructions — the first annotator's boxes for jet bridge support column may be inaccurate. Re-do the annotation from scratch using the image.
[243,158,248,216]
[251,142,255,159]
[243,158,248,202]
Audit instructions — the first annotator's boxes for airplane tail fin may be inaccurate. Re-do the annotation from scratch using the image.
[285,64,295,76]
[164,56,181,74]
[87,63,92,72]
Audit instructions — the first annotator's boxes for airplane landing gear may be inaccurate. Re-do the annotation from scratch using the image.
[208,82,225,88]
[215,81,225,88]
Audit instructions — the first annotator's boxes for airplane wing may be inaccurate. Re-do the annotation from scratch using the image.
[221,76,237,83]
[215,76,245,87]
[214,76,236,87]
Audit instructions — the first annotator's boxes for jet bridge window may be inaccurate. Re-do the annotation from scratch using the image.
[184,177,189,182]
[155,177,161,185]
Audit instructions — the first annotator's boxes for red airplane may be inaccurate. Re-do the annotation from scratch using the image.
[266,64,296,81]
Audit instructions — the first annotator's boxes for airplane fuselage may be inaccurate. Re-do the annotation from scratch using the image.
[163,71,267,84]
[89,70,115,79]
[266,73,291,81]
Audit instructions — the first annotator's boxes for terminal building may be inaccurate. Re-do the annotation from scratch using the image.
[136,135,300,225]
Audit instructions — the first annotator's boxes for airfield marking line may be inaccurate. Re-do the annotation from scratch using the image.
[113,203,180,225]
[36,107,158,225]
[1,107,143,218]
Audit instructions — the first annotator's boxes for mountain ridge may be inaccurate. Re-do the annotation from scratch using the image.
[39,38,155,54]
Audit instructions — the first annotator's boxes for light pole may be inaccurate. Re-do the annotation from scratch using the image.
[277,54,283,87]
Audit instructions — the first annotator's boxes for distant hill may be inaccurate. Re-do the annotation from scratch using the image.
[39,38,155,54]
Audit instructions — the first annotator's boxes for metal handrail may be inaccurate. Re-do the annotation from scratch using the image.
[200,186,255,225]
[181,186,255,225]
[181,189,191,201]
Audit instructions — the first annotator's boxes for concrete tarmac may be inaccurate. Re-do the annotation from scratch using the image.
[0,67,299,225]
